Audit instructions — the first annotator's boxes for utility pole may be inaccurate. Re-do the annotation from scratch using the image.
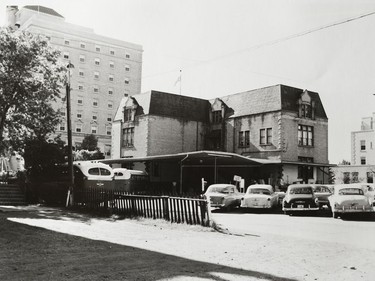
[66,62,74,206]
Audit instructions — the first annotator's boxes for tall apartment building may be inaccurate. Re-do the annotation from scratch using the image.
[6,6,143,157]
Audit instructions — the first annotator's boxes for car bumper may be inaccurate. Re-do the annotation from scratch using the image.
[283,206,319,211]
[333,206,374,213]
[241,203,272,208]
[210,203,226,208]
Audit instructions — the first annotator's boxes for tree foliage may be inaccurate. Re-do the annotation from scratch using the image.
[0,27,66,152]
[339,159,351,165]
[81,134,98,151]
[23,136,66,169]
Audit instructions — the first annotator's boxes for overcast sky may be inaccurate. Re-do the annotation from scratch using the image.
[2,0,375,164]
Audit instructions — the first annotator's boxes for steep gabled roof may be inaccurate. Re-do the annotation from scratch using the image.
[114,91,210,123]
[23,6,64,18]
[148,91,210,122]
[216,85,282,117]
[214,84,328,119]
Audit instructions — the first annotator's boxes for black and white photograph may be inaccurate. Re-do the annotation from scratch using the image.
[1,0,375,280]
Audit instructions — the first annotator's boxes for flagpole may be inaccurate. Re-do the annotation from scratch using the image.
[179,70,182,95]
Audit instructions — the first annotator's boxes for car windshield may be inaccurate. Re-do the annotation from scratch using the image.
[289,187,312,194]
[338,188,364,196]
[207,186,233,194]
[248,188,271,195]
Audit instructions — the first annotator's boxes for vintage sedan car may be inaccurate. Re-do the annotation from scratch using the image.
[282,184,319,214]
[311,184,333,208]
[241,184,279,209]
[328,183,374,218]
[204,184,242,211]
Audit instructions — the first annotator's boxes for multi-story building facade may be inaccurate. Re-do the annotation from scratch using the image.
[332,113,375,184]
[111,85,331,190]
[6,6,143,157]
[351,113,375,165]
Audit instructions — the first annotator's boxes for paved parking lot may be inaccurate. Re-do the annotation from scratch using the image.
[211,208,375,250]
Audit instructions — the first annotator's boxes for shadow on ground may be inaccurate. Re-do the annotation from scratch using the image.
[0,207,297,281]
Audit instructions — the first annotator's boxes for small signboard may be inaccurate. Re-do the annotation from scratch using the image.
[233,175,241,182]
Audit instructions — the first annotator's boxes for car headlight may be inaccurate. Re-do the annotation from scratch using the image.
[314,198,319,204]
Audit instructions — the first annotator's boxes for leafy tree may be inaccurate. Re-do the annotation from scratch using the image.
[328,167,336,184]
[0,27,66,153]
[339,159,351,165]
[74,149,104,161]
[23,136,66,169]
[81,134,98,151]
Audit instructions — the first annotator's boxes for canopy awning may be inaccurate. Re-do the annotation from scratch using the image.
[101,150,265,167]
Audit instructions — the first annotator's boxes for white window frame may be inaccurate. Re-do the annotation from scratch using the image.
[75,124,82,133]
[91,125,98,134]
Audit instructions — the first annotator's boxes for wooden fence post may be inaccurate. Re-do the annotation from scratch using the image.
[162,196,169,221]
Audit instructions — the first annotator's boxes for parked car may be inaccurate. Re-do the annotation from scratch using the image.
[282,184,319,214]
[241,184,279,209]
[328,183,374,219]
[36,161,114,204]
[74,161,114,189]
[113,168,149,193]
[311,184,333,209]
[204,184,242,211]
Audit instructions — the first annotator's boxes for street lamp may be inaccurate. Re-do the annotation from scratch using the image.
[66,62,74,206]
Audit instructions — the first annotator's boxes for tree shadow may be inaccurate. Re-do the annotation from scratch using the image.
[0,214,298,281]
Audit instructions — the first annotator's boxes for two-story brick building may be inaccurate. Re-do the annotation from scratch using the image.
[107,85,331,193]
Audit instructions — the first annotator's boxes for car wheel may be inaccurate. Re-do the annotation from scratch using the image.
[332,211,338,219]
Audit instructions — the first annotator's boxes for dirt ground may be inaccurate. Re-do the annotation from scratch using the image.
[0,205,373,281]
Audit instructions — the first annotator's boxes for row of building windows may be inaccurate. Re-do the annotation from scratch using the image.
[360,140,374,151]
[75,69,130,84]
[342,171,373,183]
[61,39,131,58]
[76,98,114,109]
[238,125,315,148]
[59,124,112,135]
[60,111,112,122]
[77,84,129,97]
[76,54,131,71]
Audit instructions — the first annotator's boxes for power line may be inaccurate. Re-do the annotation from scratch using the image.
[142,10,375,81]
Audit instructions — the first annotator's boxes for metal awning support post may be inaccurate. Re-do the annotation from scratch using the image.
[214,157,217,183]
[180,154,189,194]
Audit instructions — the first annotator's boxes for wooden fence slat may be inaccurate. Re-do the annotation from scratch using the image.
[71,189,209,226]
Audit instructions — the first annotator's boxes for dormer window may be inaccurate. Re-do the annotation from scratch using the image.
[124,108,132,122]
[212,110,222,124]
[301,103,312,118]
[298,90,315,119]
